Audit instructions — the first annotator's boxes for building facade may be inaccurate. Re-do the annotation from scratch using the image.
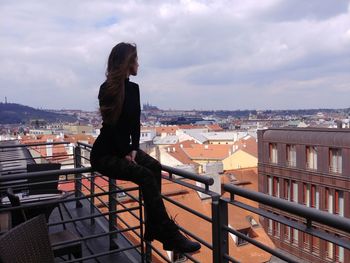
[258,128,350,263]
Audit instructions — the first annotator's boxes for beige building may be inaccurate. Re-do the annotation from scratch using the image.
[63,124,93,134]
[160,136,257,173]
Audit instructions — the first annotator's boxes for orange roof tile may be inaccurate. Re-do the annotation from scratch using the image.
[64,134,96,144]
[206,124,223,131]
[178,124,206,130]
[183,144,233,160]
[153,126,179,135]
[75,168,273,263]
[232,136,257,158]
[166,140,198,165]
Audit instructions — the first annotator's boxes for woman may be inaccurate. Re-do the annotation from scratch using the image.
[90,42,201,254]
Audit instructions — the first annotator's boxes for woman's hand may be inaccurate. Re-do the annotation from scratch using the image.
[125,150,137,164]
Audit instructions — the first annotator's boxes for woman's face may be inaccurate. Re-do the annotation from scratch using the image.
[129,56,139,76]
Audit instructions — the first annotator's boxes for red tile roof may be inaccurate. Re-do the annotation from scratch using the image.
[68,167,273,263]
[206,124,223,131]
[182,144,233,160]
[232,136,257,158]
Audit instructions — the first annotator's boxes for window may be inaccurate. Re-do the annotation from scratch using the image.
[284,179,290,201]
[325,188,334,213]
[336,244,345,263]
[286,144,296,167]
[315,187,320,210]
[273,221,280,238]
[326,242,344,263]
[246,216,259,227]
[292,228,298,246]
[311,235,320,255]
[284,225,291,242]
[292,181,298,203]
[310,185,318,209]
[335,190,344,216]
[303,232,310,251]
[303,183,310,207]
[236,228,257,246]
[269,143,278,164]
[273,177,280,198]
[306,146,317,170]
[117,191,127,198]
[267,176,272,195]
[268,219,273,234]
[327,241,334,260]
[329,148,342,174]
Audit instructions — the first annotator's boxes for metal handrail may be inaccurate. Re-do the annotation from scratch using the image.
[3,141,349,262]
[0,141,71,149]
[162,164,214,186]
[223,184,350,234]
[0,167,92,182]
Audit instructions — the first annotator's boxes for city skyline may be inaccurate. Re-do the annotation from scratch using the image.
[1,1,350,111]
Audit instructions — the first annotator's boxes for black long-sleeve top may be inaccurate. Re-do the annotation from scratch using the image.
[95,78,141,158]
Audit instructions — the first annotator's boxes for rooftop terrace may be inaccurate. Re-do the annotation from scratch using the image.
[0,139,349,262]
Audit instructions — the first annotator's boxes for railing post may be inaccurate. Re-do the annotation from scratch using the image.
[109,178,118,249]
[90,171,95,225]
[74,145,83,208]
[212,195,229,263]
[138,188,146,263]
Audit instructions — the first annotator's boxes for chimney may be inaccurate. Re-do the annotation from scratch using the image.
[180,144,183,148]
[337,120,342,129]
[172,147,175,152]
[46,138,53,157]
[204,145,209,149]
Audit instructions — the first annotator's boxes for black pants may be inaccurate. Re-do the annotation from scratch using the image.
[90,147,170,230]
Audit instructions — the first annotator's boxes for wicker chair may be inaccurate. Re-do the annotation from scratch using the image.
[6,188,82,260]
[0,214,55,263]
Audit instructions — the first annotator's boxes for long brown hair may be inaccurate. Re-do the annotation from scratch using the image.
[99,42,137,124]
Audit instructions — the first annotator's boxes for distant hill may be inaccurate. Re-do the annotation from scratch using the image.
[0,103,76,124]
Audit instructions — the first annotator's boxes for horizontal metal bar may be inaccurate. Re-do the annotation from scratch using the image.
[47,209,118,227]
[51,225,140,247]
[223,225,299,263]
[162,195,212,223]
[162,173,218,196]
[75,154,90,161]
[178,224,213,250]
[226,199,350,250]
[162,164,214,186]
[0,141,71,149]
[0,154,74,163]
[0,187,139,213]
[77,141,92,149]
[0,167,92,182]
[65,244,141,263]
[182,252,201,263]
[222,253,240,263]
[223,184,350,234]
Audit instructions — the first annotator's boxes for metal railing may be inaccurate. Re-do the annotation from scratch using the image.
[0,140,349,263]
[222,184,350,263]
[76,142,220,263]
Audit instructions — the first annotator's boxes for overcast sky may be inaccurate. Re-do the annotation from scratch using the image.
[1,0,350,111]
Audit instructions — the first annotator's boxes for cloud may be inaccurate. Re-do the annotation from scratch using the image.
[0,0,350,111]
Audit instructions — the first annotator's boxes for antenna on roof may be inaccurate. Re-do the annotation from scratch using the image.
[5,96,7,104]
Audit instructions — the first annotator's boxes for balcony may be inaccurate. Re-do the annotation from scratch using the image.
[286,160,296,168]
[329,165,342,174]
[305,162,317,171]
[0,140,349,262]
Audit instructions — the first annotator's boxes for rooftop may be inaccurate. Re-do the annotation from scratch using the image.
[0,138,349,263]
